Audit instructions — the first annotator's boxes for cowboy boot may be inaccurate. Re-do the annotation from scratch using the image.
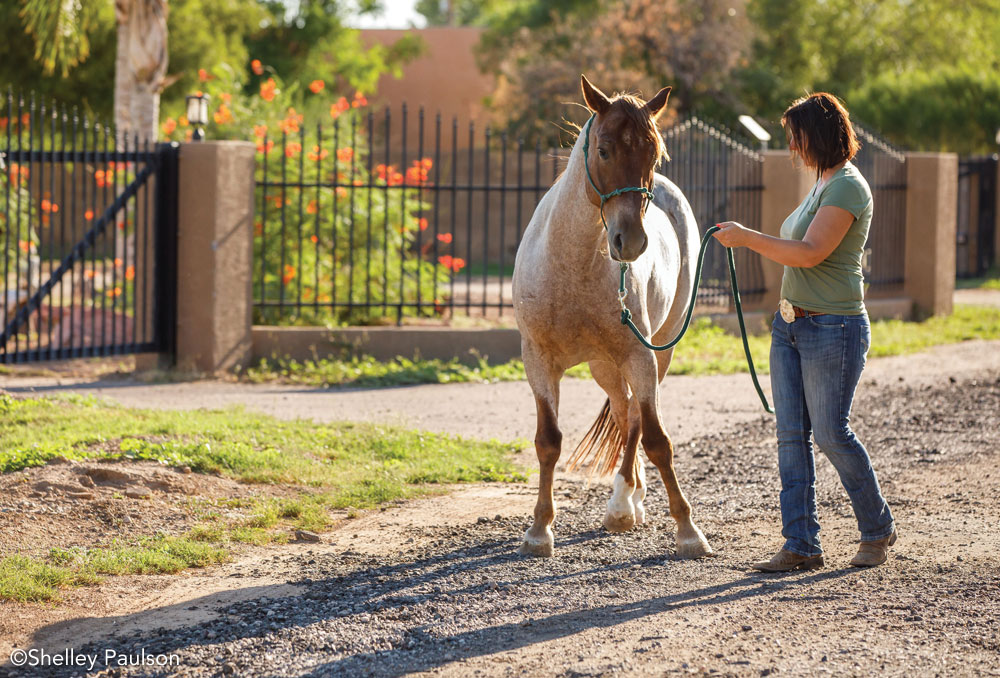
[751,549,824,572]
[850,531,898,567]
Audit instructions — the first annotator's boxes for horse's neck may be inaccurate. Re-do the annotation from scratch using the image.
[544,137,605,263]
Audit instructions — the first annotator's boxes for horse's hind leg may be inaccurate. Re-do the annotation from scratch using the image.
[519,345,564,557]
[590,361,644,532]
[623,351,712,558]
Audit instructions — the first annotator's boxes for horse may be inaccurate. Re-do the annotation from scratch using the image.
[511,75,712,559]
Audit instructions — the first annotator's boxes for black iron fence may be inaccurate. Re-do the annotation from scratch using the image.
[853,124,908,291]
[0,92,178,364]
[956,155,998,278]
[252,106,765,324]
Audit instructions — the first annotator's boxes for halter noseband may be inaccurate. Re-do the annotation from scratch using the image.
[581,114,656,232]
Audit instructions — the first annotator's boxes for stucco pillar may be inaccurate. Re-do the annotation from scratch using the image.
[904,153,958,317]
[174,141,256,373]
[752,151,813,312]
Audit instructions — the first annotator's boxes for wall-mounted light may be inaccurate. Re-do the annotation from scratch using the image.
[739,115,771,151]
[186,93,211,141]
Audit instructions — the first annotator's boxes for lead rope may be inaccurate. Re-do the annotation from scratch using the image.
[582,114,773,413]
[618,225,774,414]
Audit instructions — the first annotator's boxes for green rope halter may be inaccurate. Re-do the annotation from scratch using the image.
[582,114,655,232]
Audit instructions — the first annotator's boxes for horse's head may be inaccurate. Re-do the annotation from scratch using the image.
[581,75,671,262]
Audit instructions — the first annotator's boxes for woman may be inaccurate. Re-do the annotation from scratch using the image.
[713,93,896,571]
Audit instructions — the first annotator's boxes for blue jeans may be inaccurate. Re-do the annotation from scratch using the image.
[770,311,895,556]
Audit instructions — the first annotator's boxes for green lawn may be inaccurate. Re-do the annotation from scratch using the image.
[244,304,1000,386]
[0,395,526,602]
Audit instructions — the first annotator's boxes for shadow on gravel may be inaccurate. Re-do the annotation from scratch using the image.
[19,533,859,678]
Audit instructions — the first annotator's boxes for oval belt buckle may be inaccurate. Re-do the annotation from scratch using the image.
[779,298,795,323]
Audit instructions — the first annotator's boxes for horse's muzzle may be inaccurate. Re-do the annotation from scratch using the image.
[609,230,649,262]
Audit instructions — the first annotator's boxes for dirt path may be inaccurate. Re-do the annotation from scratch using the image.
[4,339,998,446]
[2,341,1000,677]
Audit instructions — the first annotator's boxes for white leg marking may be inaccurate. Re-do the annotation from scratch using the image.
[603,473,636,532]
[631,457,647,525]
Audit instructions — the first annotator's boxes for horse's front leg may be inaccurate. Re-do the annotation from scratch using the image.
[519,346,563,557]
[622,351,712,558]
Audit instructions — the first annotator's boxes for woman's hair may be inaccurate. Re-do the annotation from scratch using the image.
[781,93,860,176]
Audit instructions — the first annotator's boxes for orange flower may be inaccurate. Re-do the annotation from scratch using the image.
[0,117,6,129]
[84,209,94,220]
[85,270,96,279]
[107,286,123,298]
[418,218,429,231]
[20,113,30,127]
[310,234,319,244]
[125,266,135,281]
[256,140,275,154]
[308,146,329,162]
[260,78,277,102]
[254,124,268,138]
[437,232,452,243]
[336,147,354,163]
[335,187,348,198]
[285,142,302,158]
[18,240,31,253]
[114,257,123,267]
[421,158,433,170]
[213,103,233,125]
[282,264,296,284]
[179,115,189,127]
[438,255,465,272]
[352,91,368,108]
[251,59,264,76]
[40,199,52,212]
[388,171,404,186]
[220,92,232,104]
[162,118,177,135]
[336,97,350,113]
[198,68,212,82]
[306,200,319,214]
[308,80,325,94]
[254,221,263,236]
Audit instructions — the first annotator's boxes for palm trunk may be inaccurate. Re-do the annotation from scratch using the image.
[114,0,168,144]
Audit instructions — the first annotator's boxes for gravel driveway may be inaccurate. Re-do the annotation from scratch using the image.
[3,341,999,677]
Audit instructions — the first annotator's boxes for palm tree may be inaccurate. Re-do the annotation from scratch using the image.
[20,0,169,143]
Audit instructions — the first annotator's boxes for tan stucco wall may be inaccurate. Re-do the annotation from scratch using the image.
[175,141,256,373]
[904,153,958,317]
[360,28,494,149]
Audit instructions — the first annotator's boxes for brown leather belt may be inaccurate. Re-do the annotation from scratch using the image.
[793,306,826,318]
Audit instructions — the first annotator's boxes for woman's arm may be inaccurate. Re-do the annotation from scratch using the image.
[713,205,855,268]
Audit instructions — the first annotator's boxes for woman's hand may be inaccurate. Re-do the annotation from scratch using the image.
[712,221,751,248]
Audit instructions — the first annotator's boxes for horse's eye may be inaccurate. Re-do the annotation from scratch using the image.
[598,148,608,160]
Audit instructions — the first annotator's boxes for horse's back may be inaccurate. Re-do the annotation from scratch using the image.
[648,174,700,335]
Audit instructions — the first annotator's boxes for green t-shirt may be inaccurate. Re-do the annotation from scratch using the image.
[779,161,872,315]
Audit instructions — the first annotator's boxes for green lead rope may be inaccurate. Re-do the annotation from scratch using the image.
[581,113,771,413]
[618,225,774,414]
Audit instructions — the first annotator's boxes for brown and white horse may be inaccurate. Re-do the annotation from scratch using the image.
[511,75,712,558]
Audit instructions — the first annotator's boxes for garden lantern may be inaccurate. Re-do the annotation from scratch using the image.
[186,93,211,141]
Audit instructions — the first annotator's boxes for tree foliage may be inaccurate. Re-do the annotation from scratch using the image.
[4,0,421,128]
[468,0,1000,152]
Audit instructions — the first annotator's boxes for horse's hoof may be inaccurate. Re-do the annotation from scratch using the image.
[676,525,713,559]
[634,503,646,526]
[603,511,636,533]
[519,528,554,557]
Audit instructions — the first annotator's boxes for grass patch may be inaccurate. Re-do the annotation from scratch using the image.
[243,306,1000,386]
[0,556,100,603]
[955,268,1000,290]
[0,395,528,495]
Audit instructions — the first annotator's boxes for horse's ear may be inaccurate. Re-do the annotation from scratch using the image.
[581,75,611,115]
[645,86,672,121]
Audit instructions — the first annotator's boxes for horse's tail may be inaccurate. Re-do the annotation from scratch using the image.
[565,398,624,477]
